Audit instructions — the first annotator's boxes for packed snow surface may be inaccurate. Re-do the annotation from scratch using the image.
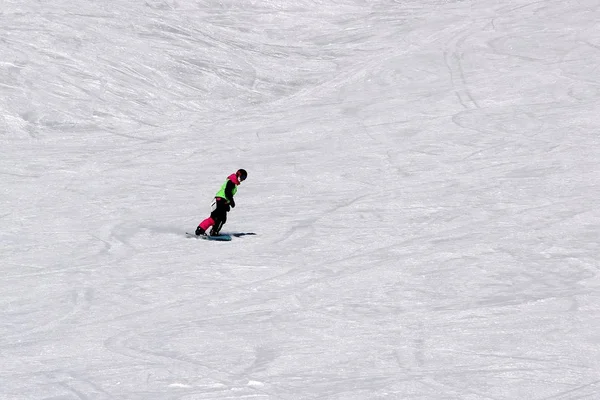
[1,0,599,398]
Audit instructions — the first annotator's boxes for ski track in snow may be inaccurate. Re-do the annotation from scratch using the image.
[1,0,600,399]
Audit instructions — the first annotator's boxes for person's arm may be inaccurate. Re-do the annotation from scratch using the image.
[224,180,236,207]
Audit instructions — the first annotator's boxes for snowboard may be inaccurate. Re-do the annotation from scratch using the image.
[186,232,232,241]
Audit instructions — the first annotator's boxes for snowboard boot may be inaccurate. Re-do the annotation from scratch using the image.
[195,226,206,236]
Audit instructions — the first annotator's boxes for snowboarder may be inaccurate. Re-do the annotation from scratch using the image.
[195,169,247,236]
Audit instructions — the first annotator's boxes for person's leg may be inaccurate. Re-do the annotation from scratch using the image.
[210,212,227,236]
[195,216,214,235]
[210,199,229,235]
[196,198,220,235]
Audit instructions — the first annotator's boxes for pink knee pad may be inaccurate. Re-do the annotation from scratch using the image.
[199,217,214,230]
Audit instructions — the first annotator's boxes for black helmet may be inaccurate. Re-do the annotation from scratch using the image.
[236,168,247,182]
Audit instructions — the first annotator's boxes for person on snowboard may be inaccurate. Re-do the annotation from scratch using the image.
[195,169,247,236]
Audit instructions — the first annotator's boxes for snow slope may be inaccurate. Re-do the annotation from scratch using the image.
[1,0,599,398]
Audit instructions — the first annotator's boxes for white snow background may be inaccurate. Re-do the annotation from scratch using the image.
[1,0,599,399]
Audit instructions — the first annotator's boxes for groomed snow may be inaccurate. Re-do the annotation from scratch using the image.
[1,0,599,398]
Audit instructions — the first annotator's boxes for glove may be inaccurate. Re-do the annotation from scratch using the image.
[230,199,236,208]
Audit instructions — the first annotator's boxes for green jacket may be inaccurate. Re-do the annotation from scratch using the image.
[215,173,239,204]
